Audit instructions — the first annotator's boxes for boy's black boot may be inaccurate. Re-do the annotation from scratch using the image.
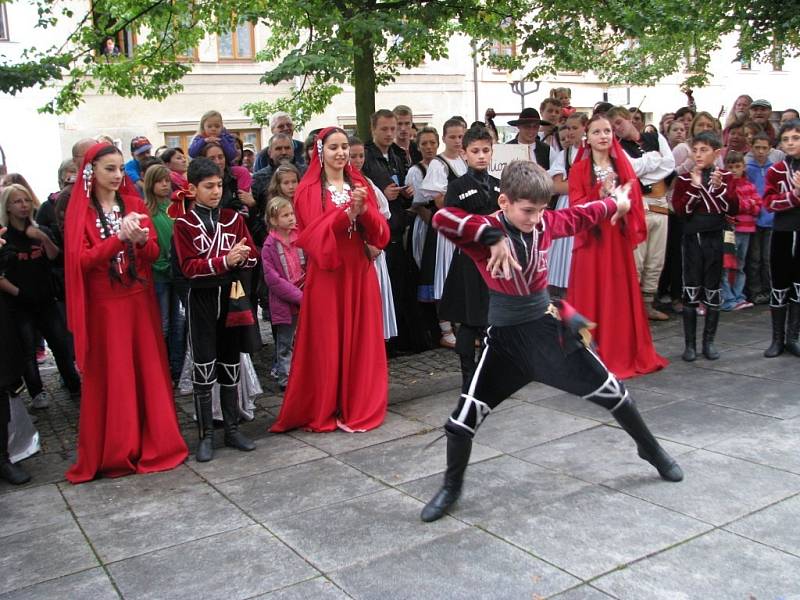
[764,306,787,358]
[421,430,472,522]
[220,387,256,452]
[0,409,30,485]
[194,390,215,463]
[612,397,683,482]
[785,303,800,357]
[681,306,697,362]
[702,308,720,360]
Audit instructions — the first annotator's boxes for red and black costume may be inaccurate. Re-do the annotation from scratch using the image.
[762,157,800,356]
[173,204,259,460]
[673,169,738,360]
[420,192,683,522]
[64,143,188,483]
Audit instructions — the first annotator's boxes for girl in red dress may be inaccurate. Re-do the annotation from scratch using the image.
[270,127,390,432]
[64,143,187,483]
[568,116,668,378]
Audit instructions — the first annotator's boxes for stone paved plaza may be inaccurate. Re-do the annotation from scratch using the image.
[2,307,800,599]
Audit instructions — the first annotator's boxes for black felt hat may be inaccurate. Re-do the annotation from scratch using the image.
[508,107,551,127]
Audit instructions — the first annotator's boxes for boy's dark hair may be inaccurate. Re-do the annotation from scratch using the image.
[442,118,466,137]
[139,156,164,176]
[160,147,184,165]
[348,136,363,147]
[724,150,745,165]
[751,131,772,145]
[462,124,494,149]
[778,118,800,139]
[675,106,695,120]
[187,157,222,185]
[500,160,553,203]
[691,131,722,150]
[593,101,613,116]
[370,109,396,128]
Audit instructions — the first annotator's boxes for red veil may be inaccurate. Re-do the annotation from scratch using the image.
[573,137,647,246]
[64,142,139,371]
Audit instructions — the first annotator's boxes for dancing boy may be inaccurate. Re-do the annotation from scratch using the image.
[421,160,683,523]
[174,158,258,462]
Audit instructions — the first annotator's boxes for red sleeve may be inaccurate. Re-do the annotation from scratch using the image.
[717,173,739,216]
[137,213,160,264]
[358,187,390,249]
[80,231,125,270]
[432,207,494,252]
[672,176,700,216]
[173,218,228,278]
[546,198,617,239]
[764,164,800,212]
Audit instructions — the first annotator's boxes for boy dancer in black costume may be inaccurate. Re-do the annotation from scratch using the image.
[421,160,683,523]
[174,158,259,462]
[439,125,500,391]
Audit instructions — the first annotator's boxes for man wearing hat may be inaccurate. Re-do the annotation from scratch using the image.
[506,107,558,170]
[241,143,256,172]
[124,135,153,192]
[749,100,777,146]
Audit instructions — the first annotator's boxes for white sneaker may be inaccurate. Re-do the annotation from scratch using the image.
[31,391,50,409]
[439,331,456,348]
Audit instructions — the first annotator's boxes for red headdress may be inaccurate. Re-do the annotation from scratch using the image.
[293,127,379,269]
[64,142,139,370]
[574,135,647,246]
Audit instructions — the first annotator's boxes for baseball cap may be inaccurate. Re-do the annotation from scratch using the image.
[750,99,772,110]
[242,143,256,154]
[130,136,153,156]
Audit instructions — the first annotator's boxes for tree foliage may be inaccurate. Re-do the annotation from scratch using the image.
[1,0,797,134]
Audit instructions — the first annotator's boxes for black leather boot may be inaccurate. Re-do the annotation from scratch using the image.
[220,387,255,452]
[702,307,720,360]
[681,306,697,362]
[194,390,215,462]
[612,397,683,482]
[785,303,800,357]
[421,430,472,522]
[0,397,31,485]
[764,305,787,358]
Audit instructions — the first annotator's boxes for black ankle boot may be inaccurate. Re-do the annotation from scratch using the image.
[681,306,697,362]
[421,431,472,522]
[221,387,255,452]
[764,305,787,358]
[612,398,683,482]
[194,390,215,463]
[702,307,720,360]
[785,303,800,357]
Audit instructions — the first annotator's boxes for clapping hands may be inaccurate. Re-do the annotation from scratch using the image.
[610,182,632,226]
[118,213,149,245]
[227,238,251,267]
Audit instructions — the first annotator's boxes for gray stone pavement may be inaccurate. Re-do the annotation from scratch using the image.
[2,306,800,599]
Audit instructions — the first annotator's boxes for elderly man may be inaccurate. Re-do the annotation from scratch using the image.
[124,136,153,193]
[254,112,305,171]
[749,99,776,145]
[71,138,98,169]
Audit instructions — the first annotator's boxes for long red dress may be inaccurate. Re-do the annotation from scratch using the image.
[65,145,187,483]
[270,152,391,433]
[567,150,668,379]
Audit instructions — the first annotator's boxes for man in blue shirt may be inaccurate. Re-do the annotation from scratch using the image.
[124,136,153,194]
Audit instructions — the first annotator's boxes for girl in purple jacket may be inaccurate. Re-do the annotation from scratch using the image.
[261,196,305,389]
[188,110,239,164]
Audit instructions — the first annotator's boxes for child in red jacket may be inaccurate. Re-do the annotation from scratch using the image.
[721,151,761,311]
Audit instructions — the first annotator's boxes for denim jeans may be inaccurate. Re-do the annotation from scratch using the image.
[721,232,751,309]
[274,316,297,387]
[745,227,772,299]
[154,281,187,382]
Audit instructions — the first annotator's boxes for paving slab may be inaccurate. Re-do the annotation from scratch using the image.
[337,430,501,485]
[695,345,800,383]
[471,485,709,580]
[0,520,98,595]
[510,381,572,403]
[534,388,681,423]
[287,412,431,455]
[217,457,386,524]
[0,453,72,494]
[678,372,800,419]
[253,577,349,599]
[706,416,800,475]
[75,483,253,563]
[331,527,579,600]
[513,425,694,486]
[593,529,800,599]
[400,455,592,527]
[626,362,735,399]
[473,403,598,454]
[108,525,317,600]
[724,494,800,557]
[549,585,616,599]
[612,449,800,525]
[389,390,523,427]
[188,434,328,484]
[267,489,466,572]
[0,484,71,538]
[0,567,119,600]
[626,399,777,448]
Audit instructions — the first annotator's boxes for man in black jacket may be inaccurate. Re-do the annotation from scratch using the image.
[507,107,557,170]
